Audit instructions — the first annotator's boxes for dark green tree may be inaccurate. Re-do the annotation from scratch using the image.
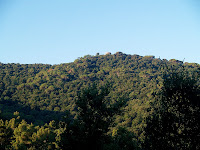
[0,122,13,149]
[60,83,126,150]
[108,127,138,150]
[144,69,200,150]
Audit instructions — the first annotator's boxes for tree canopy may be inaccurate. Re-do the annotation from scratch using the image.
[144,68,200,150]
[0,53,200,149]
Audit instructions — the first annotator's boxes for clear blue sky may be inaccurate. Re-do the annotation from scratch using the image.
[0,0,200,64]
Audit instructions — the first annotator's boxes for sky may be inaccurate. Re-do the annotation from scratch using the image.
[0,0,200,64]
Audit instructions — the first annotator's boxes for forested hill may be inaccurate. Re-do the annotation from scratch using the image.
[0,52,199,127]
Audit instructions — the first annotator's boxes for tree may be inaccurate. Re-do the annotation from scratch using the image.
[12,120,35,149]
[60,83,126,150]
[108,127,138,150]
[144,69,200,150]
[0,120,13,149]
[31,126,56,149]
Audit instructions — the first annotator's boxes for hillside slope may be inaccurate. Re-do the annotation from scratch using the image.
[0,52,199,134]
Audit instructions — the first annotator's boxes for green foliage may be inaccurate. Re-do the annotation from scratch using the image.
[59,84,129,150]
[0,53,200,149]
[0,120,13,149]
[0,117,58,150]
[58,84,141,150]
[144,68,200,150]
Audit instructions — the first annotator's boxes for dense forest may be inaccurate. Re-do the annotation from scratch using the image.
[0,52,200,149]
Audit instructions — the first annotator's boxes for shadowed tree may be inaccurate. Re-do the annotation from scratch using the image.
[59,83,126,150]
[144,69,200,150]
[0,121,13,149]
